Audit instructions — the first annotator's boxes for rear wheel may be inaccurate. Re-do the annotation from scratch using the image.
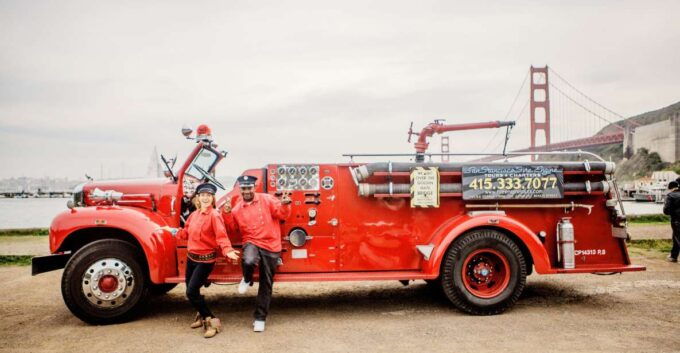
[441,229,526,315]
[61,239,149,324]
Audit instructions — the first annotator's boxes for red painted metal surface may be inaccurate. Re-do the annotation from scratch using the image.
[49,129,644,288]
[50,205,179,283]
[164,270,436,284]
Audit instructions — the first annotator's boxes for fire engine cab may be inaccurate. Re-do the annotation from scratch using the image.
[32,123,644,324]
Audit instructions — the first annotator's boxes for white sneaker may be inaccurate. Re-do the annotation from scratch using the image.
[253,320,265,332]
[238,278,250,294]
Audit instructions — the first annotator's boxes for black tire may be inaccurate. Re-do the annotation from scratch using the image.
[441,228,526,315]
[424,278,442,291]
[61,239,149,324]
[149,283,177,296]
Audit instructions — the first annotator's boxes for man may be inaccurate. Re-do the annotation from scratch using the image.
[222,175,291,332]
[663,180,680,262]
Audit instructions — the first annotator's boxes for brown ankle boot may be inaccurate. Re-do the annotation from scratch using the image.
[190,313,203,329]
[204,317,222,338]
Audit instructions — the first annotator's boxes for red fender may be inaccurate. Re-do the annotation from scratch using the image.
[50,206,177,284]
[423,214,553,276]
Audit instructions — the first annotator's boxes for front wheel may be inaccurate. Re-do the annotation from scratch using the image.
[441,229,526,315]
[61,239,149,324]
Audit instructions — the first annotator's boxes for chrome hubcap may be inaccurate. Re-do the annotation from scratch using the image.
[82,258,134,308]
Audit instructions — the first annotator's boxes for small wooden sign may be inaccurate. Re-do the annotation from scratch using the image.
[410,167,440,208]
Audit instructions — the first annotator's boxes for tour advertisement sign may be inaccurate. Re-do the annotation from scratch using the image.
[462,165,564,200]
[410,167,440,208]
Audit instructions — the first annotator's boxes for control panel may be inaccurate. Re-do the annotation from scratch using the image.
[270,165,320,191]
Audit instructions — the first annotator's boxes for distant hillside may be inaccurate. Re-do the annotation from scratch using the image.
[597,100,680,135]
[537,100,680,180]
[614,148,667,181]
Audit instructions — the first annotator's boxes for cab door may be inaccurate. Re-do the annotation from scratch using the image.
[269,164,339,273]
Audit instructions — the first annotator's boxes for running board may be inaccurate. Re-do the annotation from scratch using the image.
[164,271,437,284]
[553,264,646,274]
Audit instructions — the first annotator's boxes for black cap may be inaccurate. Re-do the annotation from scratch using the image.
[237,175,257,187]
[196,183,217,194]
[669,181,678,190]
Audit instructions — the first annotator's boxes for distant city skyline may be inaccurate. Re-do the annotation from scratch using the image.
[2,1,679,179]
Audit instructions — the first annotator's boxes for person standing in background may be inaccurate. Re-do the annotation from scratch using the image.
[663,181,680,262]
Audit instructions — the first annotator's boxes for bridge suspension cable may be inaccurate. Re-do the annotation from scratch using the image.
[482,69,530,153]
[503,69,530,120]
[549,81,624,129]
[548,68,634,125]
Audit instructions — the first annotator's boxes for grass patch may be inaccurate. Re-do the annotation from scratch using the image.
[627,214,670,224]
[0,255,33,266]
[628,239,673,253]
[0,228,48,236]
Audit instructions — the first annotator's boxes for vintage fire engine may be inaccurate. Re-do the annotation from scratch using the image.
[32,123,644,324]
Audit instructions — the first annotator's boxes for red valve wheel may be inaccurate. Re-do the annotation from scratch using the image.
[461,248,511,299]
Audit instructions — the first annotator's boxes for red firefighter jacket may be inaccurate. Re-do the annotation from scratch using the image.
[222,193,291,252]
[177,206,233,262]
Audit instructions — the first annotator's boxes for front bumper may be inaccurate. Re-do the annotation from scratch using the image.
[31,253,71,275]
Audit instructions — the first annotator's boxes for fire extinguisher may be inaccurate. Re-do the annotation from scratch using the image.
[557,218,575,269]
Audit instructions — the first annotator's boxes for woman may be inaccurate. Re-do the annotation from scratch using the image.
[161,183,239,338]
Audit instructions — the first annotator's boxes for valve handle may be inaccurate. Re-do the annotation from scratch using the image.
[407,121,418,143]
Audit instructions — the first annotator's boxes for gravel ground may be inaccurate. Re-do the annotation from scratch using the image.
[0,249,679,353]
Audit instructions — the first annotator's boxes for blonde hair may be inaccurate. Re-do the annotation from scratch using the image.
[192,193,216,210]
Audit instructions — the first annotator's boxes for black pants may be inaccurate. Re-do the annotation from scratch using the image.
[185,259,215,319]
[242,243,280,321]
[671,221,680,259]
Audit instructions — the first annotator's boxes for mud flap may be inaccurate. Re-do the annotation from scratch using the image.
[611,226,628,239]
[31,253,71,275]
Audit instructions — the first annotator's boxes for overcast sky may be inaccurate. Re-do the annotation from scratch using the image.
[1,0,678,180]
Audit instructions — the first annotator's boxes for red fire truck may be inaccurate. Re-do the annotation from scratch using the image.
[32,123,644,324]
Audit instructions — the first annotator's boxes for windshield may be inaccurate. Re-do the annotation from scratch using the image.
[185,148,220,180]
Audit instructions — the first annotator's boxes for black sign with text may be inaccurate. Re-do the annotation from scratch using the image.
[462,165,564,200]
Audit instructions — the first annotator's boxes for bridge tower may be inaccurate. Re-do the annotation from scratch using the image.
[530,66,551,159]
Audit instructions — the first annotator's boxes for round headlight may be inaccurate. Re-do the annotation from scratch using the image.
[72,182,86,207]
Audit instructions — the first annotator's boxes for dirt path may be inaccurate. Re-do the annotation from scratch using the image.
[1,250,679,353]
[0,236,49,255]
[628,223,673,240]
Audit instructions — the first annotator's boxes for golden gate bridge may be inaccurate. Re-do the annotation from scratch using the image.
[474,65,638,160]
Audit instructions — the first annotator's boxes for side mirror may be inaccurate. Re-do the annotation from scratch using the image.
[181,126,193,137]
